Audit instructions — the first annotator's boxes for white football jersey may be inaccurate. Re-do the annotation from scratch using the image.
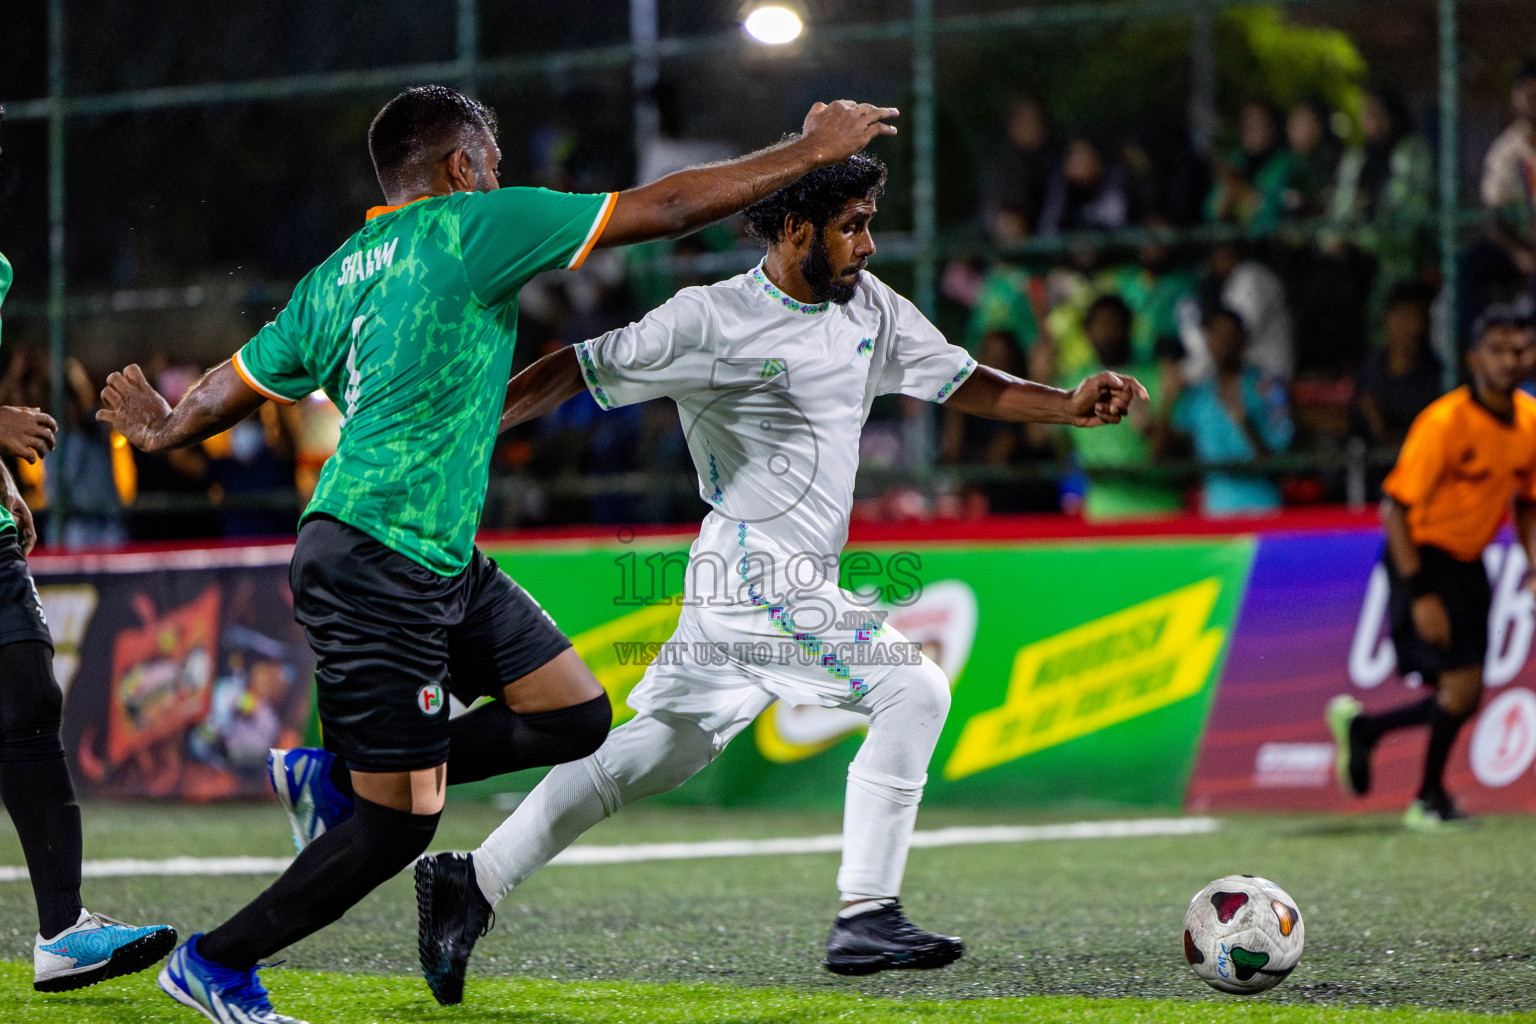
[575,262,975,575]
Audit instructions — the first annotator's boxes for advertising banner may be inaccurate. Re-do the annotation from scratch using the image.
[487,536,1254,809]
[41,514,1529,815]
[31,548,314,801]
[1187,529,1536,814]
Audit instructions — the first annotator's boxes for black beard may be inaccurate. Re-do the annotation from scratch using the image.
[800,232,859,305]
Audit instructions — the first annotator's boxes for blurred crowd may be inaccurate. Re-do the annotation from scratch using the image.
[884,62,1536,523]
[10,62,1536,544]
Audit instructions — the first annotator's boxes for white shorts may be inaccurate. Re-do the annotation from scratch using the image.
[626,579,921,742]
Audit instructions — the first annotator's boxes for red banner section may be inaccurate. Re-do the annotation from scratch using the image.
[32,545,314,801]
[1187,529,1536,814]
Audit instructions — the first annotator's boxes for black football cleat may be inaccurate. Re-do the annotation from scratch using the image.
[415,852,495,1006]
[823,901,962,976]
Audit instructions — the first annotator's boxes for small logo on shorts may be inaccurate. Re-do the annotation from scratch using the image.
[417,684,445,716]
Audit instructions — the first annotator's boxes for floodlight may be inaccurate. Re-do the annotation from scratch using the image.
[743,5,804,45]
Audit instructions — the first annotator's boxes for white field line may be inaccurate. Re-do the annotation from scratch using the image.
[0,816,1218,883]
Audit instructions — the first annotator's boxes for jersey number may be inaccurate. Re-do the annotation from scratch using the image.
[340,315,365,427]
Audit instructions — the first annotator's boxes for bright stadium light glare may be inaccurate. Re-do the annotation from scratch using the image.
[743,5,804,45]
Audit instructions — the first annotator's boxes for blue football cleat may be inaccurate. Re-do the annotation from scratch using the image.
[158,934,307,1024]
[266,747,354,852]
[33,908,177,992]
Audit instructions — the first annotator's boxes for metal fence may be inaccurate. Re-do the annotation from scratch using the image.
[0,0,1502,529]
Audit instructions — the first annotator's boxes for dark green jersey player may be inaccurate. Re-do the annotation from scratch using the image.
[0,104,177,992]
[100,85,898,1023]
[231,185,615,573]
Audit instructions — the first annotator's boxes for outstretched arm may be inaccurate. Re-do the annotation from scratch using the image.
[499,347,585,433]
[97,361,267,453]
[596,101,898,248]
[943,366,1147,427]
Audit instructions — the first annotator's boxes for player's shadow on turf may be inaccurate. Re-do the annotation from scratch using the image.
[1276,819,1407,837]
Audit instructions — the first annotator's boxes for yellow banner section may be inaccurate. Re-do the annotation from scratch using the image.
[569,600,682,726]
[944,578,1226,780]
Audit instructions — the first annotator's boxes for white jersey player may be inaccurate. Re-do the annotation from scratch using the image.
[413,153,1146,1000]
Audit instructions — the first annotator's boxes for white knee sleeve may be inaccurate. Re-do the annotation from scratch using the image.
[472,711,718,905]
[836,657,951,902]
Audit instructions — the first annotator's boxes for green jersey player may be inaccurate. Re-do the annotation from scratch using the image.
[99,85,897,1024]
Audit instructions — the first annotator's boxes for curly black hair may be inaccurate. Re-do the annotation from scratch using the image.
[743,150,887,244]
[369,85,498,185]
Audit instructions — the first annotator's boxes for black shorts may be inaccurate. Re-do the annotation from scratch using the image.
[291,516,572,773]
[0,531,51,650]
[1387,544,1491,678]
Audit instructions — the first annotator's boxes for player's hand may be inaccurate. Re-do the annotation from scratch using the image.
[97,364,173,452]
[1065,371,1150,428]
[800,101,899,164]
[1412,593,1452,650]
[0,406,57,464]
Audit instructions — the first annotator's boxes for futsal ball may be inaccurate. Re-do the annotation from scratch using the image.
[1182,874,1304,994]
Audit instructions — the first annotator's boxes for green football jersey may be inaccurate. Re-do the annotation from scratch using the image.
[235,188,615,574]
[0,250,13,537]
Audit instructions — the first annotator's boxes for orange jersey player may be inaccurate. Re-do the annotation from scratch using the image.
[1329,298,1536,828]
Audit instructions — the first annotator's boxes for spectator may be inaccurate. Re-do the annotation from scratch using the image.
[1184,240,1294,383]
[1277,95,1368,375]
[1283,97,1342,220]
[1206,101,1293,233]
[981,97,1057,246]
[1065,295,1182,519]
[940,330,1058,514]
[1328,86,1434,314]
[1466,58,1536,344]
[1038,137,1133,236]
[959,260,1044,364]
[51,358,126,548]
[1169,305,1295,515]
[1354,281,1444,449]
[1121,124,1210,227]
[206,403,298,538]
[1480,59,1536,273]
[1097,221,1199,364]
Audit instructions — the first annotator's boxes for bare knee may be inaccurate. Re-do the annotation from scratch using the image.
[351,765,448,814]
[1438,667,1483,719]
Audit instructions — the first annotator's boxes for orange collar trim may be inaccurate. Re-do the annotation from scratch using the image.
[365,195,433,221]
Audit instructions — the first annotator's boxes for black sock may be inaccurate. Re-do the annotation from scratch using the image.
[323,693,610,798]
[445,693,611,786]
[1419,705,1469,800]
[1,758,84,938]
[1355,694,1439,745]
[198,796,438,969]
[0,641,83,938]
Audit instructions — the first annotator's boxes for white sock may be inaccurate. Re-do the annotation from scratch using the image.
[473,711,723,905]
[473,759,610,906]
[834,658,948,903]
[836,762,923,902]
[838,898,895,919]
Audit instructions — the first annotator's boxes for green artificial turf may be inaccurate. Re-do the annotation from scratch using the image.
[0,802,1532,1019]
[3,965,1532,1024]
